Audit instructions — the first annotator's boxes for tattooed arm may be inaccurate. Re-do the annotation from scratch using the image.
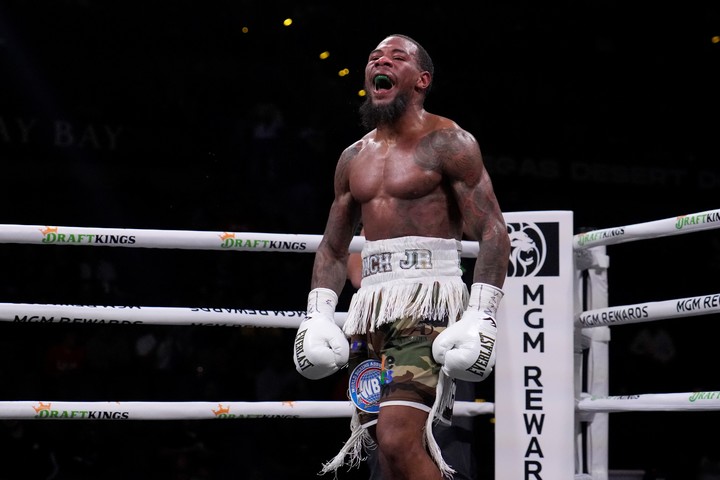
[310,142,363,296]
[443,128,510,289]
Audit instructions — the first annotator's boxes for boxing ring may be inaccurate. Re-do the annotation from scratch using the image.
[0,208,718,479]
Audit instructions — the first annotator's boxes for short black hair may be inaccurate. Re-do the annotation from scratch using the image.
[388,33,434,94]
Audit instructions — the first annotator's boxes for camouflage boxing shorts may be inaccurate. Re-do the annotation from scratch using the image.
[348,318,450,427]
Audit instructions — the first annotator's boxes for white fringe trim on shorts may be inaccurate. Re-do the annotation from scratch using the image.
[342,236,468,335]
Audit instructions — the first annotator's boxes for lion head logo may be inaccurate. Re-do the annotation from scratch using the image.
[507,223,547,277]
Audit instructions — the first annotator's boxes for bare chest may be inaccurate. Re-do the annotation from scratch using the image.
[350,144,442,203]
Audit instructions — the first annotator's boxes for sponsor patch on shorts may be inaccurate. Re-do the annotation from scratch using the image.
[348,359,382,413]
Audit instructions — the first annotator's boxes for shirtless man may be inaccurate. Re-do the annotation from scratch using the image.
[293,34,510,479]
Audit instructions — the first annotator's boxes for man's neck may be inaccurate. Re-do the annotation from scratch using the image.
[375,108,428,140]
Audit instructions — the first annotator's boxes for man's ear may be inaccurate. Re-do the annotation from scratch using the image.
[417,71,432,91]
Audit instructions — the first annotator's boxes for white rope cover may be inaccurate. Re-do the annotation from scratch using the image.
[577,391,720,412]
[573,208,720,250]
[577,293,720,327]
[0,224,482,257]
[3,291,717,331]
[2,208,717,259]
[0,302,349,328]
[0,400,494,420]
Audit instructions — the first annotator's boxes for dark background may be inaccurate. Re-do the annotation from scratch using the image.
[0,1,719,479]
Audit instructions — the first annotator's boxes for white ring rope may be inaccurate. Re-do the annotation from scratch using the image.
[573,208,720,250]
[577,392,720,413]
[0,400,493,421]
[1,209,717,260]
[577,293,720,328]
[0,302,347,328]
[2,208,716,258]
[0,225,332,252]
[0,224,481,257]
[2,291,717,330]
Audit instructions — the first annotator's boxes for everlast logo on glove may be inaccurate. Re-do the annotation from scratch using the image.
[293,288,349,381]
[432,283,502,383]
[294,329,314,372]
[466,332,495,378]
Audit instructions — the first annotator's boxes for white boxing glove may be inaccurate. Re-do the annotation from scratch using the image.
[293,288,349,380]
[432,283,503,382]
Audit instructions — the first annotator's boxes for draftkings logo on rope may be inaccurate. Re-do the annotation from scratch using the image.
[39,226,136,245]
[675,211,720,230]
[222,401,301,419]
[31,401,130,419]
[212,403,233,418]
[218,232,307,251]
[506,222,559,277]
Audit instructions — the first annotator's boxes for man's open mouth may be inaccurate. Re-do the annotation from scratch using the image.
[373,75,393,91]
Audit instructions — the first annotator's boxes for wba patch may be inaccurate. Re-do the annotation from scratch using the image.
[348,359,382,413]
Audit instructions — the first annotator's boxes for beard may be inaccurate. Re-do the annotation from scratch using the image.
[359,92,410,130]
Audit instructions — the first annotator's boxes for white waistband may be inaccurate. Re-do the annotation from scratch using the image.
[360,236,463,287]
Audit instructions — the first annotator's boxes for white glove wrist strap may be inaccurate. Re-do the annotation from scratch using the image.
[307,288,338,317]
[468,283,504,318]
